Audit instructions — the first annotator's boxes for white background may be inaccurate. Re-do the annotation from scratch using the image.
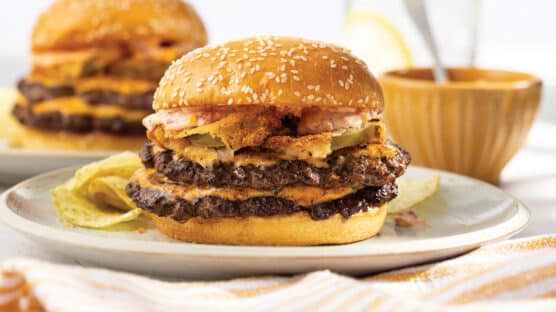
[0,0,555,120]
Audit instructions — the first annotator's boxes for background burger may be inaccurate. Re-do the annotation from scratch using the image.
[126,36,410,246]
[11,0,207,151]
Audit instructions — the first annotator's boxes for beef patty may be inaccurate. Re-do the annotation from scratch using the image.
[17,79,154,110]
[12,104,144,135]
[139,142,410,190]
[17,79,74,104]
[80,90,153,110]
[126,181,397,222]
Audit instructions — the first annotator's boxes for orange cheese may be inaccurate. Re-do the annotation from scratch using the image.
[74,77,156,94]
[32,97,149,121]
[133,169,356,207]
[26,75,156,95]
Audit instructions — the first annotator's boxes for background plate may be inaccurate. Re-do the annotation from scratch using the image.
[0,149,113,185]
[0,166,529,279]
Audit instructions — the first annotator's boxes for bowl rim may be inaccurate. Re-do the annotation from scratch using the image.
[380,67,542,90]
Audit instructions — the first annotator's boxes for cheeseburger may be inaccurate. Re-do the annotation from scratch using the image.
[12,0,207,150]
[126,37,410,245]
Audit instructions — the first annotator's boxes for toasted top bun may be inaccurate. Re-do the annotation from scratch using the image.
[32,0,207,52]
[153,36,383,111]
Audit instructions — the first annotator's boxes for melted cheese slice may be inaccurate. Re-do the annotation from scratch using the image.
[26,75,156,95]
[148,123,397,168]
[133,169,356,207]
[32,47,123,68]
[32,97,149,121]
[74,77,156,94]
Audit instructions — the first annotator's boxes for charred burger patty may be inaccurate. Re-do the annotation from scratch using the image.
[127,181,397,221]
[12,104,145,134]
[139,141,409,190]
[13,79,153,134]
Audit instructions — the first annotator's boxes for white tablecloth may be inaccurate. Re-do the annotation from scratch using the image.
[1,122,555,264]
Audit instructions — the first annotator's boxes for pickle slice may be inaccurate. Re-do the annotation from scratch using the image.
[188,133,225,148]
[331,127,370,151]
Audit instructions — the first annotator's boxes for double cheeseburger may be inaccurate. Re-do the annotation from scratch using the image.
[126,37,410,246]
[12,0,207,150]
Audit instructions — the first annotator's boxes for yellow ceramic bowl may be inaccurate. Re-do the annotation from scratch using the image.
[381,68,542,184]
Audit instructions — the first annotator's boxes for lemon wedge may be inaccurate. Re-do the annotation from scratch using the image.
[388,175,440,214]
[344,10,412,75]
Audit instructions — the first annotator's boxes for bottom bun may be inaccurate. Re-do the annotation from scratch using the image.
[12,124,146,151]
[148,205,387,246]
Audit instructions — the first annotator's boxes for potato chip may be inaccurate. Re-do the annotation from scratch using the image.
[73,152,142,193]
[388,175,440,214]
[51,152,144,229]
[88,176,137,211]
[52,185,142,228]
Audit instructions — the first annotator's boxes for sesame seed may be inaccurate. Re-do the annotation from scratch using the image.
[294,91,301,97]
[338,80,344,87]
[227,98,233,105]
[293,76,300,81]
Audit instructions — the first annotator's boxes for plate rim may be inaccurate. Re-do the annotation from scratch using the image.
[0,166,530,259]
[0,147,115,159]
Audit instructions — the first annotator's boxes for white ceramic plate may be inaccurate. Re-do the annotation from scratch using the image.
[0,148,114,185]
[0,166,529,279]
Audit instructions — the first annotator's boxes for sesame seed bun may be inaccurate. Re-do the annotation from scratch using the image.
[32,0,207,52]
[153,36,384,111]
[147,205,387,246]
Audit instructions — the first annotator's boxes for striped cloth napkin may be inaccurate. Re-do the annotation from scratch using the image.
[1,235,555,312]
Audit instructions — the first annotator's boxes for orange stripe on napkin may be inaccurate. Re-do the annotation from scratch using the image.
[0,235,555,311]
